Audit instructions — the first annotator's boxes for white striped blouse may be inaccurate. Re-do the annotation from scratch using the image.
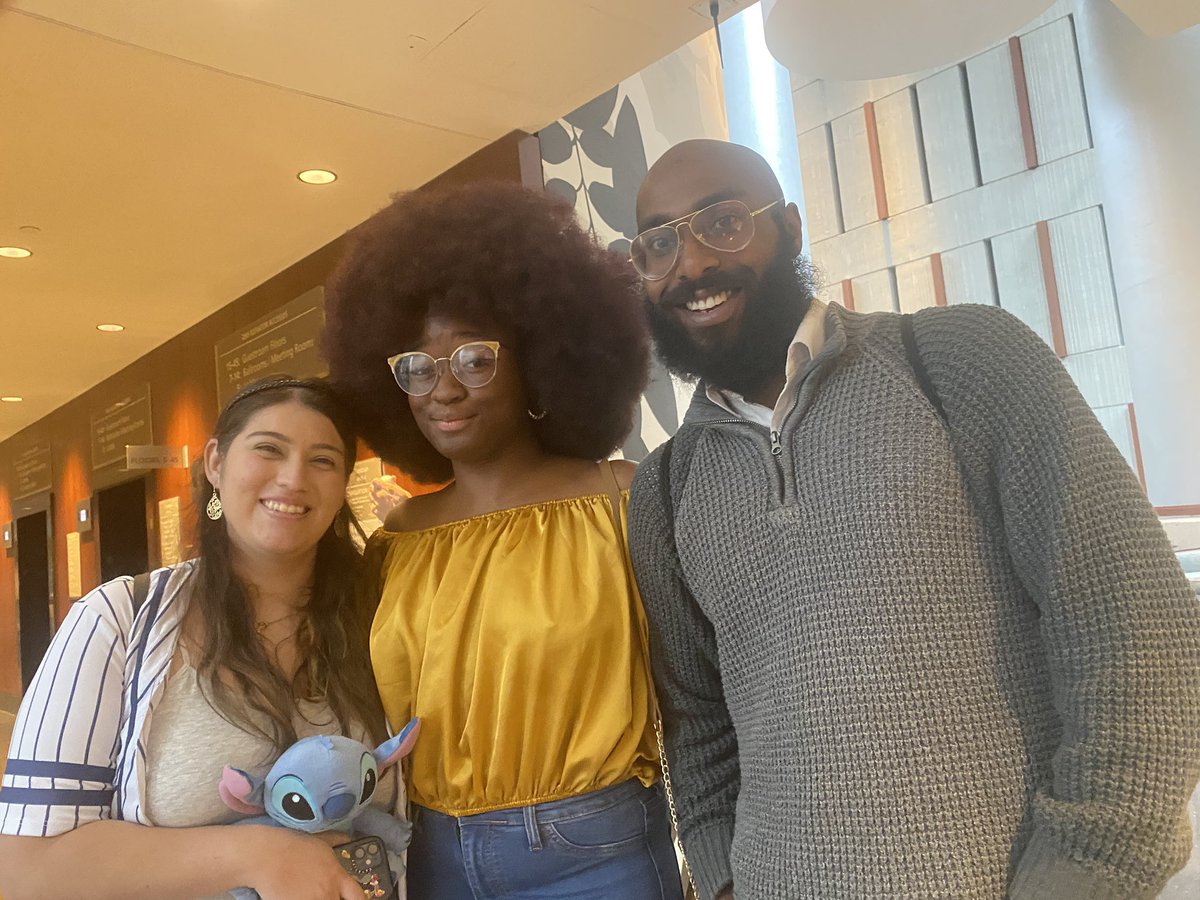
[0,562,195,836]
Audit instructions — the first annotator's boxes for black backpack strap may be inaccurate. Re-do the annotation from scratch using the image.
[131,571,152,617]
[900,313,948,426]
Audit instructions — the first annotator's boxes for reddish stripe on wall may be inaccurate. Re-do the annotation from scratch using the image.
[1035,221,1068,358]
[841,279,856,311]
[863,102,889,221]
[1156,504,1200,517]
[1008,37,1039,170]
[1127,403,1148,492]
[930,253,948,307]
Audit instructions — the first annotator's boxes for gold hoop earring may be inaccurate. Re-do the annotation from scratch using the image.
[206,488,224,521]
[527,408,547,421]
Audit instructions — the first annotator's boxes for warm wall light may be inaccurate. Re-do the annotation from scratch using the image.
[0,246,32,258]
[96,323,125,332]
[1,396,23,402]
[297,169,337,185]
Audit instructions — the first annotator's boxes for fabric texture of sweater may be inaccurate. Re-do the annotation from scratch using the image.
[627,302,1200,899]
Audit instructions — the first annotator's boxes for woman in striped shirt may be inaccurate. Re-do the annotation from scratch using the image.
[0,377,394,899]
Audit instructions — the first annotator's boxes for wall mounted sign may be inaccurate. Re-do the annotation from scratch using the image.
[126,444,189,469]
[91,385,153,470]
[12,440,52,500]
[346,457,385,545]
[66,531,83,599]
[158,496,182,567]
[214,287,326,409]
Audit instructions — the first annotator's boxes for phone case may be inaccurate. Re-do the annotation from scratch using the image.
[333,835,395,899]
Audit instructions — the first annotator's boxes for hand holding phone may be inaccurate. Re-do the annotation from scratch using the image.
[333,835,395,899]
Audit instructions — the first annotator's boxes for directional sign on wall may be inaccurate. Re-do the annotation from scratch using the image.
[214,287,326,409]
[11,439,52,499]
[91,385,153,470]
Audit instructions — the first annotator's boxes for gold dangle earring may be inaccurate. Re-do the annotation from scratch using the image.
[206,487,224,521]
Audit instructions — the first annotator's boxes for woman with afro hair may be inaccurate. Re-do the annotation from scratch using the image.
[322,181,684,899]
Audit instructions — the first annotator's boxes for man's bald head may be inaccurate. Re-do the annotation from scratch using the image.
[636,140,785,229]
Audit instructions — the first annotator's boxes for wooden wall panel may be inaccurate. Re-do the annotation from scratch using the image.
[797,124,844,241]
[874,88,930,217]
[940,241,998,306]
[831,109,880,231]
[1021,17,1092,165]
[916,66,981,201]
[965,44,1028,183]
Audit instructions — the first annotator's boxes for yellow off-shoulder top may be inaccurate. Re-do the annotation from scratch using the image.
[365,492,659,816]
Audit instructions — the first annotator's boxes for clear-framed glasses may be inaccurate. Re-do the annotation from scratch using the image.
[386,341,501,397]
[630,198,783,281]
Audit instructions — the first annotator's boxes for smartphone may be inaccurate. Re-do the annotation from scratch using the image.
[333,835,396,899]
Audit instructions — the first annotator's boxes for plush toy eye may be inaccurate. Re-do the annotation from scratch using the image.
[283,792,315,820]
[271,775,317,822]
[360,752,377,805]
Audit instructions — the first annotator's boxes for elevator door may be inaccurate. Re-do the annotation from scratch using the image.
[17,510,53,692]
[97,477,150,583]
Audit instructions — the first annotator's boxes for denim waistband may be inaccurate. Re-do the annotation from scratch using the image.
[416,778,653,827]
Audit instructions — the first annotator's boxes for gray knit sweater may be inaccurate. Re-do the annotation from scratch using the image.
[627,303,1200,900]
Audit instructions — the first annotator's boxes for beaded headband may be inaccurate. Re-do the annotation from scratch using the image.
[222,375,339,415]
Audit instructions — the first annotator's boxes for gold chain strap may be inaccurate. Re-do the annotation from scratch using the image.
[656,716,700,898]
[601,461,700,900]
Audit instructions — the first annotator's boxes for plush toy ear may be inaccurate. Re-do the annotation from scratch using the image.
[219,765,266,815]
[374,717,420,771]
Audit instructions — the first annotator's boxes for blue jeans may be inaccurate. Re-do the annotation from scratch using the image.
[406,779,685,899]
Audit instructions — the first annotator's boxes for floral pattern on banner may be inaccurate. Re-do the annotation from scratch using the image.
[539,33,728,461]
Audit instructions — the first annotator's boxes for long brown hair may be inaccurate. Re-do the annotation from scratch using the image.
[188,376,384,753]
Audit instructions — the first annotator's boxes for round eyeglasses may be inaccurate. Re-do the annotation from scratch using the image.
[630,198,782,281]
[387,341,501,397]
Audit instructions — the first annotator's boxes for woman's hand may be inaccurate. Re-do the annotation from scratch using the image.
[0,821,363,900]
[240,827,363,900]
[371,475,411,523]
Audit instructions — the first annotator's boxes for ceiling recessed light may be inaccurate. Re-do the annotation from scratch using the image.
[96,323,125,332]
[1,396,23,403]
[0,246,32,258]
[297,169,337,185]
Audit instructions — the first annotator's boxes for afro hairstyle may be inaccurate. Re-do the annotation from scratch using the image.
[322,180,650,483]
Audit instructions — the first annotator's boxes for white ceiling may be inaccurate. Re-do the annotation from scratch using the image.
[0,0,716,441]
[1109,0,1200,38]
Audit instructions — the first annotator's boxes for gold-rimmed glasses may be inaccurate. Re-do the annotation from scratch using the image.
[630,198,782,281]
[387,341,501,396]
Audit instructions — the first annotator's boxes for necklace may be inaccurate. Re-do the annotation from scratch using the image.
[254,609,303,638]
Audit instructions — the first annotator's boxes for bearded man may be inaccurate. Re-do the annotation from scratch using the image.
[626,139,1200,900]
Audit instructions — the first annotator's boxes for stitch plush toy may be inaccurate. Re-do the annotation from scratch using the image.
[219,718,419,899]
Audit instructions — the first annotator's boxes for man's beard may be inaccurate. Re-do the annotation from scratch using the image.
[645,248,817,397]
